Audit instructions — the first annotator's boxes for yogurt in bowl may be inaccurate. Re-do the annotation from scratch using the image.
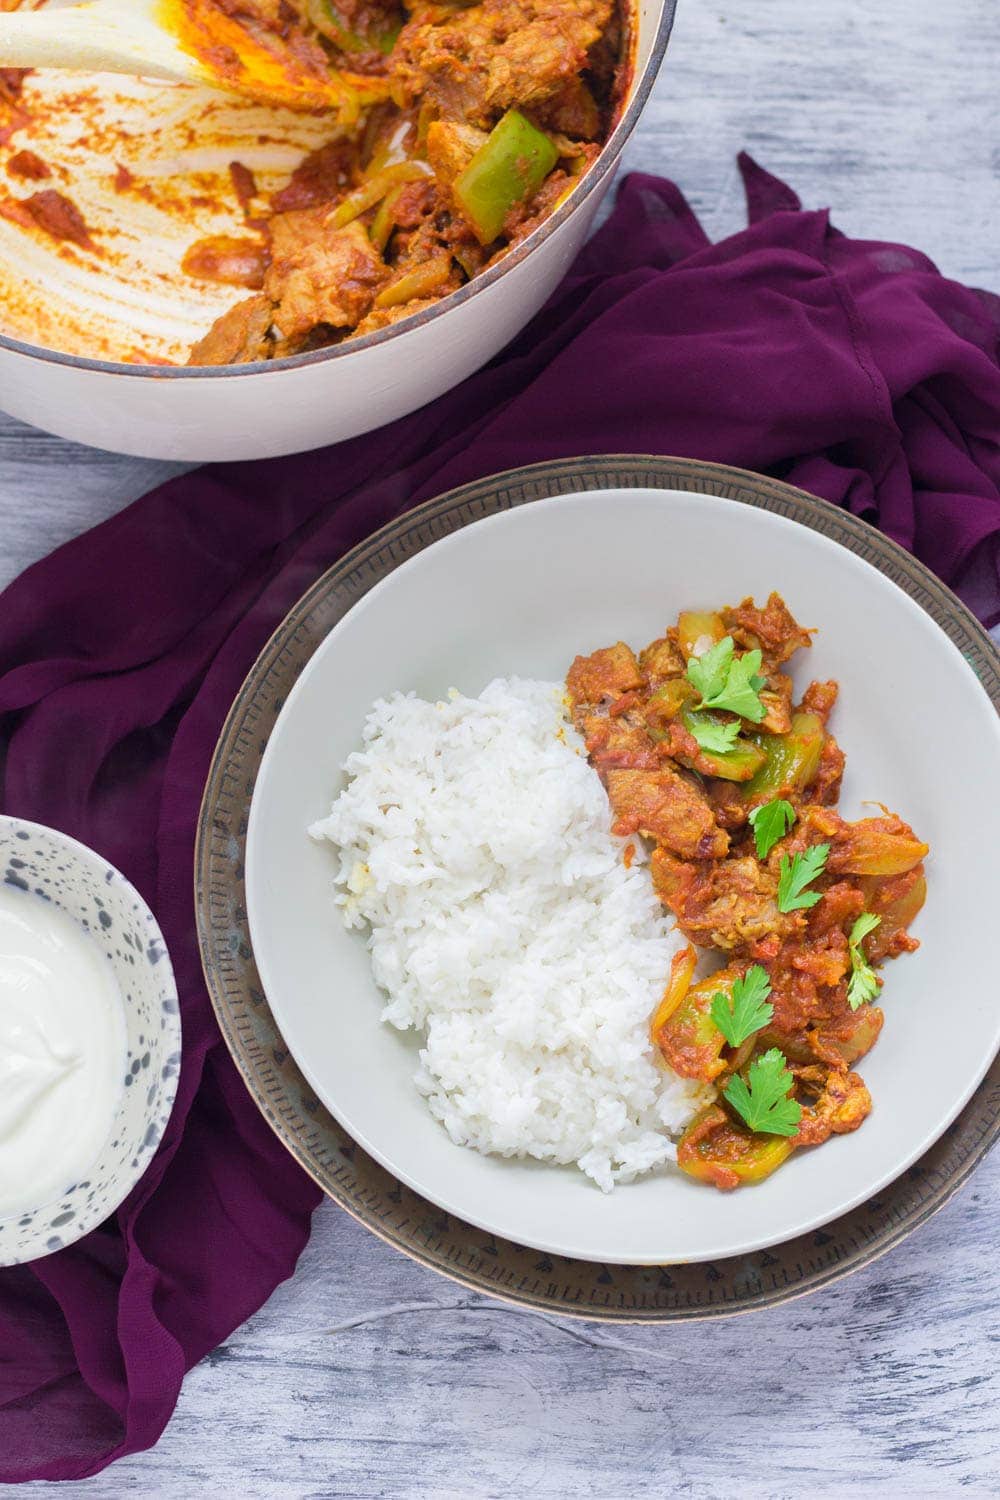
[0,817,180,1266]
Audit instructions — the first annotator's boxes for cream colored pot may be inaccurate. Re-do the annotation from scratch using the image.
[0,0,677,460]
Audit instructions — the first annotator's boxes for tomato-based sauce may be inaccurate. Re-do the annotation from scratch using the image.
[566,595,929,1190]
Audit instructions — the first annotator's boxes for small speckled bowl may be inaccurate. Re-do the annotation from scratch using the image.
[0,816,180,1266]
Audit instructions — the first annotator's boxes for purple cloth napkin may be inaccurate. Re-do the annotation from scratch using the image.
[1,155,998,1481]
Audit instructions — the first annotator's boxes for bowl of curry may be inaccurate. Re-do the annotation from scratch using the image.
[235,483,1000,1265]
[0,0,676,458]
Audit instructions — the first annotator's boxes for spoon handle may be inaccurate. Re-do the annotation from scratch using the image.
[0,2,199,83]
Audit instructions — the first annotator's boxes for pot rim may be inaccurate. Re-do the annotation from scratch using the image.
[0,0,677,380]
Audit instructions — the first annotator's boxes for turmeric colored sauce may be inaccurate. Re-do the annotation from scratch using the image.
[0,187,97,251]
[7,148,50,180]
[181,231,268,287]
[161,0,346,108]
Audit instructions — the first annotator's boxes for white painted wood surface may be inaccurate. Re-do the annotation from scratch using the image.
[3,0,999,1493]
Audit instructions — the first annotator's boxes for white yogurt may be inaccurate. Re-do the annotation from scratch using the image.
[0,885,126,1219]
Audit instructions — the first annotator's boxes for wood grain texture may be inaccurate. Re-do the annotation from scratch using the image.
[4,0,999,1491]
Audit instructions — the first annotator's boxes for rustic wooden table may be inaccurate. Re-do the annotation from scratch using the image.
[4,0,999,1494]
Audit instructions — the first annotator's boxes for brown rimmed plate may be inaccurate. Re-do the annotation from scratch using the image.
[195,455,1000,1320]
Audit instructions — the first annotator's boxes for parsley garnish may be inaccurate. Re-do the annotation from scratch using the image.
[686,636,766,722]
[776,843,830,912]
[710,965,774,1048]
[723,1047,802,1137]
[685,635,732,702]
[687,713,741,755]
[847,912,882,1010]
[748,798,796,860]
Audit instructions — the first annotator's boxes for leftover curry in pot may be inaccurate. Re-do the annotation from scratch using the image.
[168,0,630,363]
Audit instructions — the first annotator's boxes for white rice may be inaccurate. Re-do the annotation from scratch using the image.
[310,677,708,1191]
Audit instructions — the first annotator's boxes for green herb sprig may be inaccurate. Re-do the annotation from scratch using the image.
[777,843,830,913]
[686,636,767,722]
[723,1048,802,1137]
[710,966,774,1048]
[847,912,882,1010]
[749,798,796,860]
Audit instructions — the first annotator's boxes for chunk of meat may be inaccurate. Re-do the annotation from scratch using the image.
[800,678,839,725]
[606,767,729,861]
[757,672,793,735]
[706,779,751,833]
[638,633,685,688]
[187,293,274,364]
[723,592,813,667]
[652,850,802,950]
[566,643,643,715]
[188,215,388,364]
[806,880,865,940]
[532,75,601,138]
[811,733,846,804]
[786,930,851,989]
[265,213,388,351]
[579,714,660,773]
[394,0,613,128]
[425,119,489,186]
[793,1066,872,1146]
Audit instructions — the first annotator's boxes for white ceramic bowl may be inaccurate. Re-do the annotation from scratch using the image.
[0,817,180,1266]
[245,488,1000,1265]
[0,0,676,461]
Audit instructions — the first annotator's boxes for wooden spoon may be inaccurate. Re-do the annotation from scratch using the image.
[0,0,350,110]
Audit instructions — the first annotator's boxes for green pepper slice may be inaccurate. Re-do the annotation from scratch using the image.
[454,110,558,245]
[677,1104,795,1189]
[679,710,767,781]
[307,0,401,55]
[743,710,825,799]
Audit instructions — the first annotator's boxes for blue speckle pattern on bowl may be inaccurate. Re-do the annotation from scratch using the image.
[0,817,181,1267]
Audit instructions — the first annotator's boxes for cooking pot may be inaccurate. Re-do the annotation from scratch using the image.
[0,0,678,460]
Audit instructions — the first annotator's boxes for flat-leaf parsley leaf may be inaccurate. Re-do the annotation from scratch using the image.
[847,911,882,1010]
[687,714,742,755]
[710,966,774,1048]
[684,636,733,703]
[748,798,796,860]
[686,636,767,722]
[776,843,830,912]
[723,1048,802,1137]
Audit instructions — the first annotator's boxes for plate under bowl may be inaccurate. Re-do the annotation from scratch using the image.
[194,456,1000,1314]
[240,461,1000,1265]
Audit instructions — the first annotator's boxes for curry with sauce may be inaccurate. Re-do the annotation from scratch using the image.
[176,0,630,363]
[566,594,929,1191]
